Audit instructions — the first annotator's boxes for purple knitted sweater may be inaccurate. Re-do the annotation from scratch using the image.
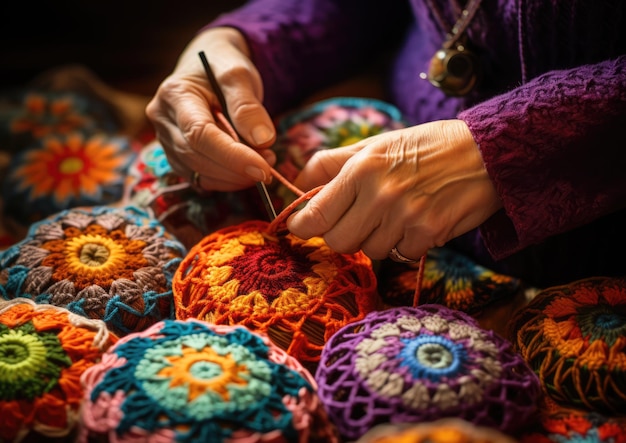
[209,0,626,287]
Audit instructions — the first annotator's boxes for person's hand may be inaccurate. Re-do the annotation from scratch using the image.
[287,119,502,262]
[146,27,276,191]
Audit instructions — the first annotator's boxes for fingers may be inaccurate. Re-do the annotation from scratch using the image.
[145,27,277,192]
[293,144,363,191]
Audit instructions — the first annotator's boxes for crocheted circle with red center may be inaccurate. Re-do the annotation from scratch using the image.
[510,276,626,415]
[0,298,116,443]
[0,206,186,336]
[315,304,540,440]
[173,220,380,373]
[519,410,626,443]
[79,320,338,443]
[354,418,517,443]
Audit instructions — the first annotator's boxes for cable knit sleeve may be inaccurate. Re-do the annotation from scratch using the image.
[205,0,409,114]
[459,56,626,260]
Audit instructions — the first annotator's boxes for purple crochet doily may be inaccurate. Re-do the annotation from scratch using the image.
[315,304,541,440]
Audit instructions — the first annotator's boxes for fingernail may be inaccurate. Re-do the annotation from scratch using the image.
[245,165,267,182]
[251,124,273,145]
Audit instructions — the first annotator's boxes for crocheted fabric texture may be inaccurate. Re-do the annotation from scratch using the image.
[126,140,270,249]
[378,247,522,314]
[354,418,517,443]
[0,206,186,336]
[173,219,379,372]
[79,319,338,443]
[315,304,541,440]
[0,90,130,230]
[0,298,115,443]
[3,132,136,227]
[519,410,626,443]
[510,276,626,415]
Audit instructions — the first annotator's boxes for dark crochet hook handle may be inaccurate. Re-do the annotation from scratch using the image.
[199,50,277,221]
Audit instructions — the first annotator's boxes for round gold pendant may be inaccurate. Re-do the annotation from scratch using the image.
[427,46,480,96]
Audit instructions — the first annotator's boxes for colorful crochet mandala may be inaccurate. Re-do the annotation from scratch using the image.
[315,304,541,440]
[377,247,522,314]
[2,132,137,227]
[173,218,380,373]
[510,276,626,415]
[519,410,626,443]
[0,91,118,153]
[0,298,116,443]
[354,418,517,443]
[79,319,338,443]
[0,206,186,336]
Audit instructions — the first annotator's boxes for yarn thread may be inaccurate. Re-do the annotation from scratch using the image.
[0,298,115,443]
[79,319,338,443]
[0,205,186,336]
[510,276,626,415]
[315,304,541,440]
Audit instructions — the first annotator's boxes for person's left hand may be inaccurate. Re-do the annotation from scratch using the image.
[286,119,503,262]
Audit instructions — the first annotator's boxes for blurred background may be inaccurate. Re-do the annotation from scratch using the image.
[1,1,247,96]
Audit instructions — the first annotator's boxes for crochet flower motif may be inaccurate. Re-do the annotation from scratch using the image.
[9,93,93,139]
[0,206,186,336]
[316,305,540,439]
[173,220,378,372]
[7,132,133,210]
[0,298,114,443]
[512,276,626,414]
[378,247,521,313]
[176,224,345,323]
[519,411,626,443]
[80,320,325,443]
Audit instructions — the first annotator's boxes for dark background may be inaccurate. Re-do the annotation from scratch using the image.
[1,1,247,96]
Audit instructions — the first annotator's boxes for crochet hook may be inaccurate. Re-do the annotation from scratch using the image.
[199,51,277,221]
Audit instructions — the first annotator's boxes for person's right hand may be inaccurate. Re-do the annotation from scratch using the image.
[146,27,276,191]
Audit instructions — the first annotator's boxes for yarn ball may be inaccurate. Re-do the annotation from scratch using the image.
[519,410,626,443]
[510,276,626,415]
[354,418,517,443]
[173,220,380,372]
[2,132,137,227]
[0,297,116,443]
[0,205,186,336]
[315,304,541,440]
[79,319,339,443]
[378,247,522,314]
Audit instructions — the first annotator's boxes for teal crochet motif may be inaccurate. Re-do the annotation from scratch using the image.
[79,320,330,443]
